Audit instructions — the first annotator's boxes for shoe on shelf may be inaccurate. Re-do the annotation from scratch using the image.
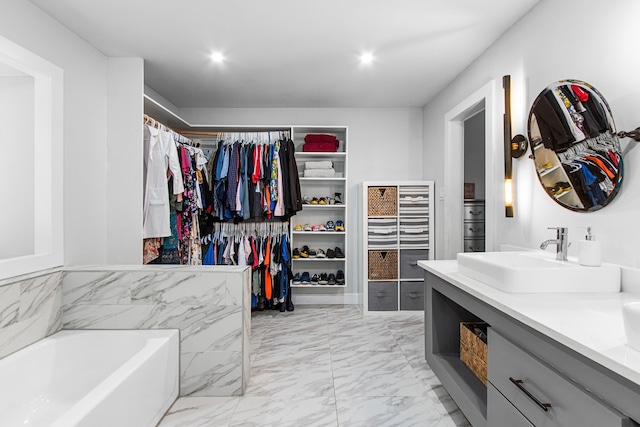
[302,195,311,204]
[295,224,302,231]
[335,247,345,258]
[318,224,327,231]
[303,224,312,231]
[327,273,337,286]
[300,246,309,258]
[300,271,311,284]
[308,248,317,258]
[310,197,319,205]
[319,273,329,285]
[335,220,344,231]
[336,270,345,285]
[326,220,335,231]
[312,224,319,232]
[319,197,328,205]
[316,249,327,258]
[334,192,342,204]
[310,274,319,285]
[292,248,301,259]
[292,273,301,285]
[326,248,336,259]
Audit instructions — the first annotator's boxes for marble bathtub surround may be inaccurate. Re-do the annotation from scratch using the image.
[159,305,470,427]
[62,265,251,397]
[0,270,62,359]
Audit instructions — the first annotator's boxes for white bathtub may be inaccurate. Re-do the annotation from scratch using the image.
[0,329,179,427]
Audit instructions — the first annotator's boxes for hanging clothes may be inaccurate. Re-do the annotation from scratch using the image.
[143,124,184,238]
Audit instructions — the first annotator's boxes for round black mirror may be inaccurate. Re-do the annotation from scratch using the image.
[528,80,623,212]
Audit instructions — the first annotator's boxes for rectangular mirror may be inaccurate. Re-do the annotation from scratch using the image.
[0,35,63,280]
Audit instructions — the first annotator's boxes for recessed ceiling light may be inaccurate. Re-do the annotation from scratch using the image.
[210,51,225,64]
[359,51,375,65]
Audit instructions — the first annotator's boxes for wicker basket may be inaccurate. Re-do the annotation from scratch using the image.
[368,250,398,280]
[368,186,397,216]
[460,322,488,386]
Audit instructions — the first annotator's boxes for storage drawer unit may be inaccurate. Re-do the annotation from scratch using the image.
[399,281,424,311]
[367,217,397,248]
[489,331,635,427]
[368,250,398,280]
[463,200,485,252]
[368,281,398,311]
[399,249,429,279]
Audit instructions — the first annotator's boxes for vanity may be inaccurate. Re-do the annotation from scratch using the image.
[420,257,640,427]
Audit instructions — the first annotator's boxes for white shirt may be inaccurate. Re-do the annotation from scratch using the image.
[143,125,184,238]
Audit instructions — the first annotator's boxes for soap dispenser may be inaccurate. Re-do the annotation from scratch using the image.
[579,226,602,267]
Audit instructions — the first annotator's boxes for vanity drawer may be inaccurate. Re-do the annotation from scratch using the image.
[368,281,398,311]
[463,203,485,221]
[488,383,534,427]
[463,222,485,238]
[489,331,633,427]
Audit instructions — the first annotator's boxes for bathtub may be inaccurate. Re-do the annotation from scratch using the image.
[0,329,179,427]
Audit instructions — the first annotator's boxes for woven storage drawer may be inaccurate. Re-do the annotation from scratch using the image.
[368,250,398,280]
[460,322,488,386]
[368,186,397,216]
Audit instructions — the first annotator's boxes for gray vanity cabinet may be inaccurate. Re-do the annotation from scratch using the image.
[488,384,534,427]
[489,331,633,427]
[424,271,640,427]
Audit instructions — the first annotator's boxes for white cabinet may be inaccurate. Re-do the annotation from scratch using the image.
[361,181,434,314]
[290,126,348,288]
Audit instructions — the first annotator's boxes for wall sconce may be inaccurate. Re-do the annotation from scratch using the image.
[503,75,529,217]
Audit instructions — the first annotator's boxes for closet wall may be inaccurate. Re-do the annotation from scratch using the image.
[169,107,425,300]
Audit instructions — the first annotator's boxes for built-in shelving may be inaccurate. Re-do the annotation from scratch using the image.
[361,181,434,314]
[290,126,348,292]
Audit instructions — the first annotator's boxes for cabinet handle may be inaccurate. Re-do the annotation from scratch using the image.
[409,262,418,266]
[509,377,552,412]
[469,210,482,215]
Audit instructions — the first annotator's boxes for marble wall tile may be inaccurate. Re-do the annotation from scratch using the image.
[62,271,131,307]
[0,270,62,359]
[181,351,243,397]
[62,304,161,329]
[160,306,242,352]
[0,284,20,328]
[131,272,227,305]
[61,267,250,398]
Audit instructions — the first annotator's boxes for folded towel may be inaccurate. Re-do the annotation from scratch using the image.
[305,161,333,170]
[304,168,336,177]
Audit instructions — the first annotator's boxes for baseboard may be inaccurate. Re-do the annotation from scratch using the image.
[292,292,359,305]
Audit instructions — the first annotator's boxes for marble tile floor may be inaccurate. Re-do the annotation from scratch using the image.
[158,305,472,427]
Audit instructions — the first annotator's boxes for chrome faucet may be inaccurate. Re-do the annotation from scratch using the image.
[540,227,568,261]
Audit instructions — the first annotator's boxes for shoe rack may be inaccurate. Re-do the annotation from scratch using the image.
[361,181,434,314]
[290,126,348,288]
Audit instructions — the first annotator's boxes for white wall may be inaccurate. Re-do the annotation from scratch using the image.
[107,58,144,264]
[0,75,34,259]
[0,0,108,267]
[178,107,424,297]
[423,0,640,267]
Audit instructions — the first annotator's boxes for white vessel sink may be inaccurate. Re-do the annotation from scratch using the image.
[624,302,640,352]
[456,251,620,293]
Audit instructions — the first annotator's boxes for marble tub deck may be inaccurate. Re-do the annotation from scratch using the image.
[158,305,470,427]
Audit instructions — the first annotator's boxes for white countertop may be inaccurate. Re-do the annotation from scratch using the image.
[419,259,640,388]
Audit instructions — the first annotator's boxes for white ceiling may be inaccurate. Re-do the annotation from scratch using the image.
[28,0,539,108]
